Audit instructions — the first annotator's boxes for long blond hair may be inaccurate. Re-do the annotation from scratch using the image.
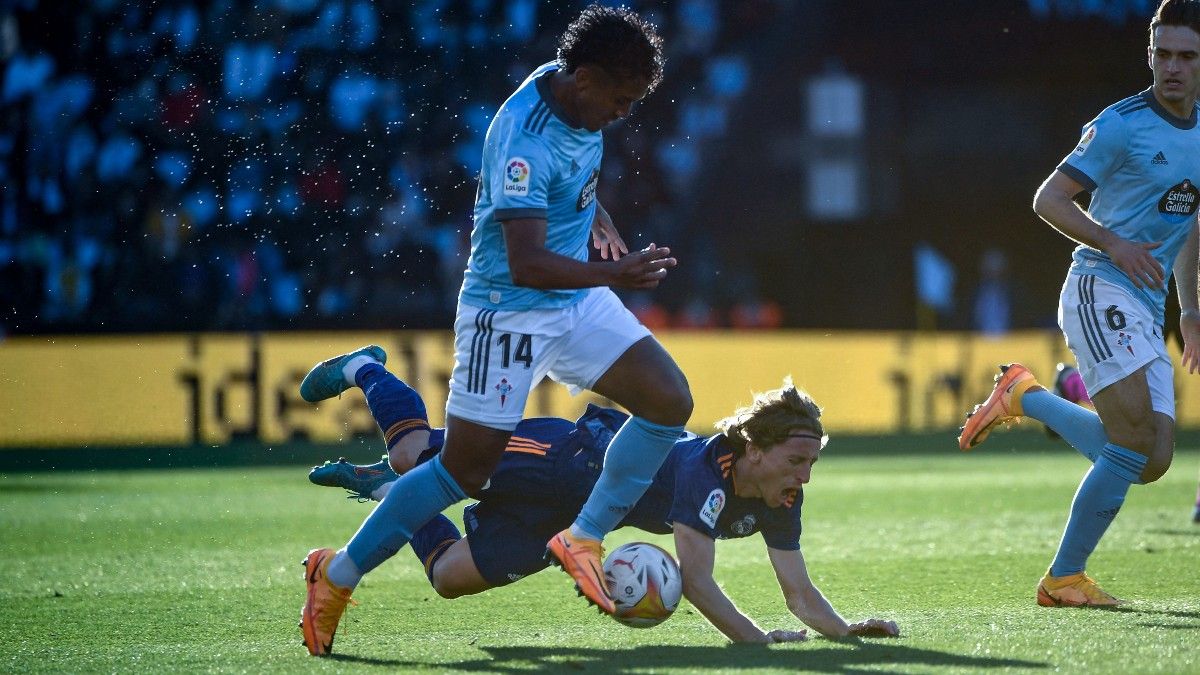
[714,377,827,457]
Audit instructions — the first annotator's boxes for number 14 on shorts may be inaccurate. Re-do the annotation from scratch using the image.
[496,333,533,369]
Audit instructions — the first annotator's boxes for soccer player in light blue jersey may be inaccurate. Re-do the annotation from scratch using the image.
[298,6,693,655]
[306,357,899,644]
[959,0,1200,607]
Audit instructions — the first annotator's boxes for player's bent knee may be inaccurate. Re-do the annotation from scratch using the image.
[387,452,410,476]
[1139,462,1170,484]
[440,452,502,496]
[429,560,464,599]
[431,568,488,599]
[431,576,466,599]
[1139,447,1174,484]
[638,379,693,426]
[386,429,433,475]
[1108,428,1157,457]
[432,580,466,599]
[451,467,494,498]
[657,383,694,424]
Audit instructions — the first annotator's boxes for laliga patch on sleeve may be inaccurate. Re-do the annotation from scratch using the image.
[504,157,531,195]
[699,489,726,528]
[1074,126,1096,155]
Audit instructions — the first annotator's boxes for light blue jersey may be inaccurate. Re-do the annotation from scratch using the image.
[460,62,603,311]
[1058,88,1200,318]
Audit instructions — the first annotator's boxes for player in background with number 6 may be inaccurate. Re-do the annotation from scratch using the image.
[297,6,693,656]
[958,0,1200,607]
[305,353,899,647]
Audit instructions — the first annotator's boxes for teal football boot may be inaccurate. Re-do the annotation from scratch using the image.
[299,345,386,403]
[309,457,398,502]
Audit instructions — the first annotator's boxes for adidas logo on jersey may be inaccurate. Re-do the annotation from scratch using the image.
[1152,151,1168,165]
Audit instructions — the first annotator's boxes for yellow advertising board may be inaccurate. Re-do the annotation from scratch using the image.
[1,330,1196,447]
[0,336,192,445]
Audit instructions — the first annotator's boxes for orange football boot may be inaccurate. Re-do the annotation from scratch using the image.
[958,363,1040,450]
[300,547,355,655]
[1037,571,1125,608]
[546,529,616,615]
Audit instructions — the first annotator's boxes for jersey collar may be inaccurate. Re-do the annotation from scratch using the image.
[534,67,585,130]
[1142,87,1198,130]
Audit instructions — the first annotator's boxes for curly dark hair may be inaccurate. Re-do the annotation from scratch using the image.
[556,4,666,94]
[1151,0,1200,38]
[714,378,827,459]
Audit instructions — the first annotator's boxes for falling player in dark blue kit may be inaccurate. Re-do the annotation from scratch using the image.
[308,349,899,645]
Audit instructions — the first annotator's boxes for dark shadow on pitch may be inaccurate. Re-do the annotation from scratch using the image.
[325,642,1047,673]
[0,480,90,494]
[1144,528,1200,537]
[1123,607,1200,620]
[1135,622,1200,630]
[1098,606,1200,629]
[325,653,415,667]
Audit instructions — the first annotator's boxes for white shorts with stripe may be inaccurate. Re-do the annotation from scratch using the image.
[445,287,652,430]
[1057,273,1175,419]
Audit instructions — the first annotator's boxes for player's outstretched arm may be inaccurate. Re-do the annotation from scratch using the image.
[766,547,899,639]
[1175,218,1200,374]
[1033,170,1164,289]
[673,523,806,644]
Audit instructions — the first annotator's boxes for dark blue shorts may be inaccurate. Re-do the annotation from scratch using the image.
[463,497,574,587]
[462,416,604,587]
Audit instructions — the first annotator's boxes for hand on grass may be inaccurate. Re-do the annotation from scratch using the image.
[765,629,808,644]
[847,619,900,638]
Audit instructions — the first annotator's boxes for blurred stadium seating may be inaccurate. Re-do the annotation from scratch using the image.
[0,1,1179,334]
[0,0,795,334]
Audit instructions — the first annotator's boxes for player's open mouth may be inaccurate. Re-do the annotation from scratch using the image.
[782,488,797,502]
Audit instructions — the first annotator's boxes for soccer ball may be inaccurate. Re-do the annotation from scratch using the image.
[602,542,683,628]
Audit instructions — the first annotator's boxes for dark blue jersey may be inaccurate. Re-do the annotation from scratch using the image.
[478,404,803,550]
[433,404,804,587]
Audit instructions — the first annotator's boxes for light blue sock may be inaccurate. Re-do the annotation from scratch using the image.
[342,455,467,578]
[326,548,363,590]
[1049,443,1146,577]
[1022,390,1107,462]
[572,416,683,540]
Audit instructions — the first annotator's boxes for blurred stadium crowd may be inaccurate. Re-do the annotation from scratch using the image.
[1,0,787,335]
[4,0,1171,337]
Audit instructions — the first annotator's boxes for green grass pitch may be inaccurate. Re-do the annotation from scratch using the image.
[2,435,1198,673]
